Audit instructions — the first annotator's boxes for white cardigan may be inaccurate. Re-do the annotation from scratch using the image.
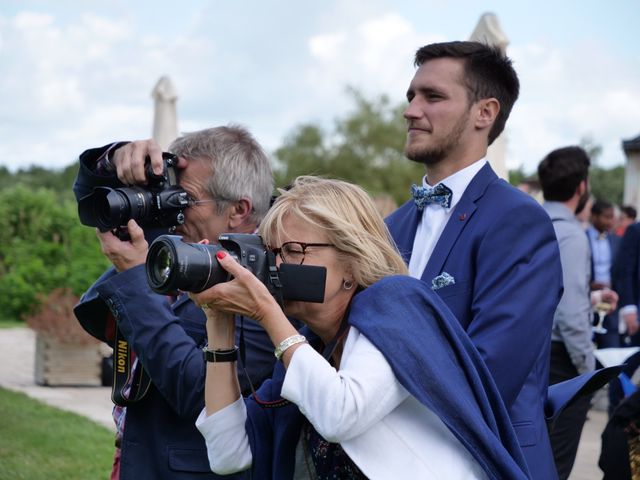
[196,327,487,479]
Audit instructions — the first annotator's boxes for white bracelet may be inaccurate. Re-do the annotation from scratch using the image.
[274,334,307,360]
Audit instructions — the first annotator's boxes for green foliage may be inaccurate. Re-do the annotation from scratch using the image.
[274,88,425,205]
[508,166,528,187]
[0,163,77,201]
[0,387,113,479]
[0,185,109,321]
[590,165,625,205]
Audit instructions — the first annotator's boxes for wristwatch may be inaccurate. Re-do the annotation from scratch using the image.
[202,345,238,363]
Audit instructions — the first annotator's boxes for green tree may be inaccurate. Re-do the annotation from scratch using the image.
[0,185,109,321]
[0,163,77,200]
[590,165,625,205]
[274,88,424,204]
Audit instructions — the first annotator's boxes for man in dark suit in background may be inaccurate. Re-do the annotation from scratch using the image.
[615,221,640,345]
[386,41,563,479]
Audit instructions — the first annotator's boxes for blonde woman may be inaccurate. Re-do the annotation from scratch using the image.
[193,176,528,479]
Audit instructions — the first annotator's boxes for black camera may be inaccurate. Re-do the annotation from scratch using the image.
[78,153,189,237]
[145,234,326,303]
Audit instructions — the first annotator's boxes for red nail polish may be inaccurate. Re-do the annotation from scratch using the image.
[216,251,227,260]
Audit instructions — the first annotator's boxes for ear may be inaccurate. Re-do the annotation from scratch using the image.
[227,198,254,230]
[577,179,587,197]
[474,98,500,130]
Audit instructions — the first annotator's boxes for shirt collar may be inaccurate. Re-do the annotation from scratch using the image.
[587,224,608,241]
[422,158,487,210]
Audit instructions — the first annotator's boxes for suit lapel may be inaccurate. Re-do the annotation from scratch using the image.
[387,201,421,264]
[421,163,498,282]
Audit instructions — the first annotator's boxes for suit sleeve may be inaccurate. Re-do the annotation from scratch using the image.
[96,265,208,418]
[73,143,128,201]
[468,201,563,407]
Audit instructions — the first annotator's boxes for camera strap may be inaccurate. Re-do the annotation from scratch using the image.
[267,251,285,310]
[111,325,152,406]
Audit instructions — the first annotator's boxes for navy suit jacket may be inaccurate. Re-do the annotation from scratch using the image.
[613,222,640,310]
[72,145,275,479]
[386,163,563,480]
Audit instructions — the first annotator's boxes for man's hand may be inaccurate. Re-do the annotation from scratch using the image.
[624,310,639,336]
[97,219,149,272]
[111,139,187,185]
[591,288,619,311]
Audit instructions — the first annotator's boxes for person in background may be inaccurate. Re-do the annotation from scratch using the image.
[538,146,617,480]
[615,205,637,237]
[588,200,621,348]
[385,40,562,479]
[72,126,275,479]
[194,176,530,479]
[614,220,640,346]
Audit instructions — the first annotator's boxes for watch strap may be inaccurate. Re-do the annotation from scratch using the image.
[202,345,238,363]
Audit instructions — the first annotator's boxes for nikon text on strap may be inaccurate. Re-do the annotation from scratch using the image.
[111,325,152,406]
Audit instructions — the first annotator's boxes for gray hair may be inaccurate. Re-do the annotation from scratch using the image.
[169,125,273,223]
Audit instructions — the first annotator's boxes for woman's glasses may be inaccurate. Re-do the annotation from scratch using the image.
[271,241,334,265]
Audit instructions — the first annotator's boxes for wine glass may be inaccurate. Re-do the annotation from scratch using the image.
[593,302,612,334]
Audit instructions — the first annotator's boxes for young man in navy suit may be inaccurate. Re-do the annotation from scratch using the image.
[386,41,563,479]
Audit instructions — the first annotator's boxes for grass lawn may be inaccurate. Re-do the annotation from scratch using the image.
[0,319,24,329]
[0,387,114,479]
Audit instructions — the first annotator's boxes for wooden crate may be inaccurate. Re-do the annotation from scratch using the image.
[34,333,102,386]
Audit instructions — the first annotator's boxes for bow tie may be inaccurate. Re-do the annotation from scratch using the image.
[411,183,453,210]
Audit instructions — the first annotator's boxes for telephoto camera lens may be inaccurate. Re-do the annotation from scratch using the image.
[146,235,229,294]
[92,187,150,231]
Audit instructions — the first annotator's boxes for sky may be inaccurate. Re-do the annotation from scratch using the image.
[1,0,639,175]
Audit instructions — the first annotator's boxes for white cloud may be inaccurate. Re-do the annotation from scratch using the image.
[507,41,640,173]
[1,2,639,181]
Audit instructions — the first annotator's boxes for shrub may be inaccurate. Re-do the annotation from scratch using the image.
[0,186,110,321]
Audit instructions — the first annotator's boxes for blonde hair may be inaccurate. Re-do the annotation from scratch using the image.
[259,176,408,288]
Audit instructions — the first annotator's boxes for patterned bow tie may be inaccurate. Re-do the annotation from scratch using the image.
[411,183,453,210]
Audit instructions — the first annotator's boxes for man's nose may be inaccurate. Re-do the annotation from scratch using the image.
[403,99,421,120]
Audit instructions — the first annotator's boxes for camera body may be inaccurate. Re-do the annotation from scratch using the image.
[146,234,326,303]
[78,152,189,237]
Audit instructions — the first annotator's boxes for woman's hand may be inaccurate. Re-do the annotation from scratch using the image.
[190,251,282,324]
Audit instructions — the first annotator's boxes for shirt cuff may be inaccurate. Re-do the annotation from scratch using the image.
[620,305,638,316]
[195,397,252,474]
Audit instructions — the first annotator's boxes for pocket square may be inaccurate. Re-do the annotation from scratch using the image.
[431,272,455,291]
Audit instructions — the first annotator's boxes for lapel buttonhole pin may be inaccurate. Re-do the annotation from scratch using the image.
[459,213,467,221]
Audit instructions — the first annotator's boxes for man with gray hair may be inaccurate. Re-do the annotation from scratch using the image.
[72,126,274,479]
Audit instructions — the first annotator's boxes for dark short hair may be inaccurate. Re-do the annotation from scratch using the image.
[621,205,637,220]
[591,199,614,216]
[414,41,520,145]
[537,146,591,201]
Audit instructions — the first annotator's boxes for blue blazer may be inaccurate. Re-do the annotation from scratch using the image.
[613,222,640,310]
[386,163,563,480]
[75,266,274,480]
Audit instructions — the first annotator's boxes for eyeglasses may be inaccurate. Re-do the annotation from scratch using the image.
[271,241,334,265]
[187,196,216,207]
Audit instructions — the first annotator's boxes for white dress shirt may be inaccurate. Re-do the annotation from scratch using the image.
[196,327,486,479]
[409,158,487,278]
